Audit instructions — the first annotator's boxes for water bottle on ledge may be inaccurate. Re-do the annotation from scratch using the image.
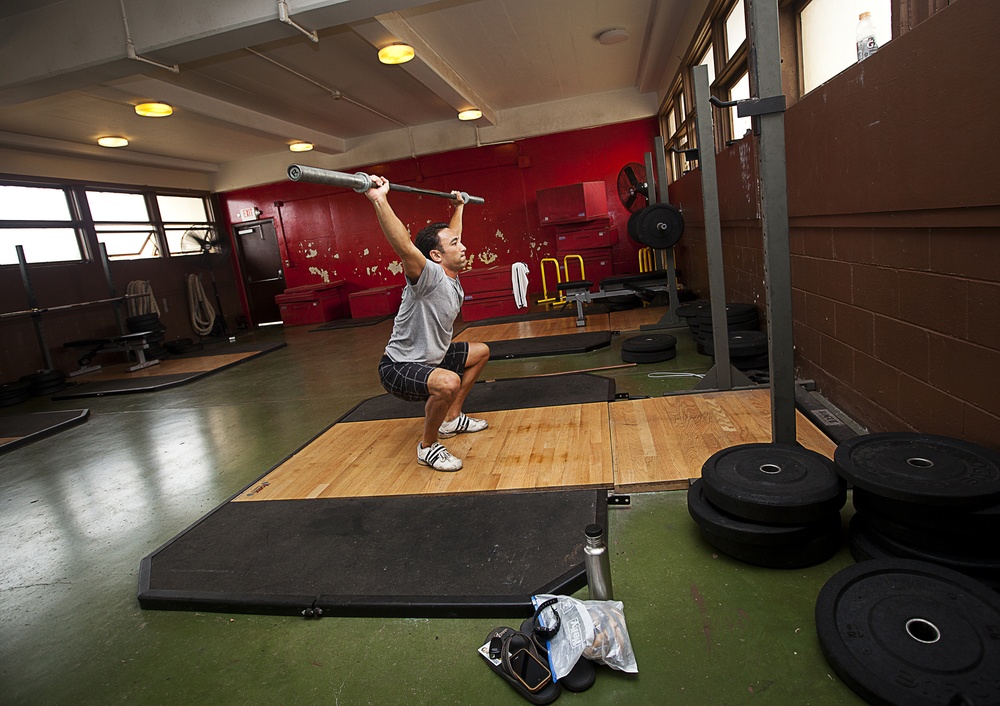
[856,11,879,62]
[584,524,613,600]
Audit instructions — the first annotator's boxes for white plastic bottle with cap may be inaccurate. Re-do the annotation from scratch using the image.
[856,11,879,62]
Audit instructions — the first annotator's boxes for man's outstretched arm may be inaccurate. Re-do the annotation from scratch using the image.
[366,175,425,281]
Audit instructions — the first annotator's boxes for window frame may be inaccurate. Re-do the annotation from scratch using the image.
[660,0,751,183]
[0,174,218,267]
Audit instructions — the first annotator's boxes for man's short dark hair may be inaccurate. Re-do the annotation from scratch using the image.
[415,222,448,259]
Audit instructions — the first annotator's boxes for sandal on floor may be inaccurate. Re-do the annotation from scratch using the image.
[480,627,561,704]
[519,617,596,692]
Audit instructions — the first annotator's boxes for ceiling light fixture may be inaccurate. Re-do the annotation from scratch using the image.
[289,142,314,152]
[378,43,415,65]
[97,136,129,148]
[458,109,482,121]
[134,102,173,117]
[598,28,629,45]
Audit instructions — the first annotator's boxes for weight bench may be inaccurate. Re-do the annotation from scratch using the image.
[558,271,677,327]
[64,331,160,376]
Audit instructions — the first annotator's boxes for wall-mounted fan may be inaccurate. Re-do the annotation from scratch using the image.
[616,162,651,213]
[179,227,227,256]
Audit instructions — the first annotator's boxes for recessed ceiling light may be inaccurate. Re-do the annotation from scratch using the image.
[289,142,314,152]
[458,109,482,121]
[378,43,415,64]
[598,28,629,45]
[134,102,173,117]
[97,136,128,148]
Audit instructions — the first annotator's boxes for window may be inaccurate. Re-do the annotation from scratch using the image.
[0,185,83,265]
[729,72,752,141]
[697,43,716,88]
[725,0,746,60]
[661,0,752,178]
[799,0,892,94]
[157,195,217,255]
[87,190,158,260]
[1,181,217,266]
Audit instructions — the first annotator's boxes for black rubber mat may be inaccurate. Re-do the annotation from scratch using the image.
[341,372,615,422]
[52,342,286,399]
[309,314,394,332]
[138,489,606,617]
[0,409,89,453]
[486,331,613,359]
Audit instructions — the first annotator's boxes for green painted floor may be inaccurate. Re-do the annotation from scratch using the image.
[0,312,866,705]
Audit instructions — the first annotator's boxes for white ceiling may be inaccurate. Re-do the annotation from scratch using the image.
[0,0,704,191]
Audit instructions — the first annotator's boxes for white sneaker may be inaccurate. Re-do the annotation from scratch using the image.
[416,442,463,472]
[438,412,489,439]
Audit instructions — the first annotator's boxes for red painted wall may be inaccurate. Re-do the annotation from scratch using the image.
[217,119,659,303]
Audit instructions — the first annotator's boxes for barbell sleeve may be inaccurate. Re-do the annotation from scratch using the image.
[287,164,485,204]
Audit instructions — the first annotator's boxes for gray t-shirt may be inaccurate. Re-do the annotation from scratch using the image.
[384,260,464,365]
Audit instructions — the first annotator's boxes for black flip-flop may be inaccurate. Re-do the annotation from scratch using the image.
[519,617,596,692]
[481,627,561,704]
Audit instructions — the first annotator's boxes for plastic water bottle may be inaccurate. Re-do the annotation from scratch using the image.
[856,11,879,62]
[584,524,613,600]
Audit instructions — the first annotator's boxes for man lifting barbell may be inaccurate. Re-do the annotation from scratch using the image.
[365,174,491,472]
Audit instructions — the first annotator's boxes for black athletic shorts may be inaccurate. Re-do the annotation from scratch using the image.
[378,342,469,402]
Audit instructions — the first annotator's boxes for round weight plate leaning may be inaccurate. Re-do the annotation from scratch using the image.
[834,433,1000,508]
[635,203,684,249]
[815,559,1000,706]
[701,443,847,525]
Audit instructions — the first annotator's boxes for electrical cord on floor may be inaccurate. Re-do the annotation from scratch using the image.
[186,273,216,336]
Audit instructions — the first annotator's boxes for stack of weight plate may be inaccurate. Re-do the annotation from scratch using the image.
[834,432,1000,592]
[620,333,676,363]
[0,380,32,407]
[682,302,768,370]
[687,443,847,568]
[19,369,68,397]
[126,313,169,360]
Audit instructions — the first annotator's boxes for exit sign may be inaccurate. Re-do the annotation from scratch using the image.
[238,207,257,221]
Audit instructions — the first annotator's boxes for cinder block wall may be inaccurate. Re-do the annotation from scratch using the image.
[672,0,1000,451]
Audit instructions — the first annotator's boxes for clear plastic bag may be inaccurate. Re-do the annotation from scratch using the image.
[531,593,638,679]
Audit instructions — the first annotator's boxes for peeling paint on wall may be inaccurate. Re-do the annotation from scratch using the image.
[363,248,370,256]
[388,261,403,275]
[305,249,318,258]
[308,267,330,282]
[494,229,506,242]
[478,248,498,265]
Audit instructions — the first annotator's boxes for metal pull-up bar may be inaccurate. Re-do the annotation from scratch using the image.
[287,164,486,205]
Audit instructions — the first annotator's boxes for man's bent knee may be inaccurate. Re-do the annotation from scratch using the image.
[427,368,461,400]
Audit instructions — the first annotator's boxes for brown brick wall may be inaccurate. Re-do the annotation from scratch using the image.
[670,0,1000,452]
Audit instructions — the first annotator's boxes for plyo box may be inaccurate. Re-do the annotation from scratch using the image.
[537,182,608,225]
[275,281,347,326]
[348,285,403,319]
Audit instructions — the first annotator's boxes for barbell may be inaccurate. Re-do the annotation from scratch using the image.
[287,164,485,205]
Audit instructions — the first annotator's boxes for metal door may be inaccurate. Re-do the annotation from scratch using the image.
[233,220,285,325]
